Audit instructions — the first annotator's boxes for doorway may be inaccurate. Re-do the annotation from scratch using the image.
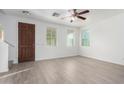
[18,22,35,63]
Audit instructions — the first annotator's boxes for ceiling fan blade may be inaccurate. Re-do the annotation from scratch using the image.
[79,10,89,15]
[77,16,86,20]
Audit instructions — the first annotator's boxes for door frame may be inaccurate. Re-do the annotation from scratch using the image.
[18,22,35,63]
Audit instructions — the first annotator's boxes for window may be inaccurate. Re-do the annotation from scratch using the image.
[46,27,56,46]
[67,30,75,47]
[81,31,90,46]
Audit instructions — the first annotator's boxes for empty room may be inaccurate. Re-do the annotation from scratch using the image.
[0,9,124,84]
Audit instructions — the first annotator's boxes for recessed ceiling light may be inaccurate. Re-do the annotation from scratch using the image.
[22,11,31,15]
[52,12,60,17]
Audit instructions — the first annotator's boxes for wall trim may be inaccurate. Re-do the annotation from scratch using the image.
[79,55,124,66]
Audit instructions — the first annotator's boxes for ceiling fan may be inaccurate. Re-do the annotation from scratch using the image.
[62,9,90,23]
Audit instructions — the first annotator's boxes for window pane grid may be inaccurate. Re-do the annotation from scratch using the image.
[82,31,90,46]
[67,30,75,47]
[46,27,56,46]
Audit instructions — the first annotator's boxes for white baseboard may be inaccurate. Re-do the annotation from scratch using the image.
[35,54,79,61]
[80,55,124,66]
[0,68,8,73]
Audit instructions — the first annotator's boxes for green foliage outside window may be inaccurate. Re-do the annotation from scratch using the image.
[82,31,90,46]
[47,27,56,46]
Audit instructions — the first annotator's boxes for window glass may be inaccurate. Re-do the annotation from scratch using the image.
[82,31,90,46]
[67,30,75,47]
[46,27,56,46]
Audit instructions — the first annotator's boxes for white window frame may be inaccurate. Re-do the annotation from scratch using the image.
[81,31,90,47]
[66,30,75,47]
[46,27,57,47]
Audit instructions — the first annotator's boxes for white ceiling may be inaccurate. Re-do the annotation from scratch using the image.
[1,9,124,28]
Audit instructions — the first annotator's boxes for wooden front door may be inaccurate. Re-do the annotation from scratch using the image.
[18,22,35,63]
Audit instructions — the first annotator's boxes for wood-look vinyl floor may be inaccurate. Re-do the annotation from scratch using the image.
[0,56,124,84]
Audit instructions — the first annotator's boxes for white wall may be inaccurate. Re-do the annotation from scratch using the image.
[0,14,79,64]
[0,42,8,72]
[80,13,124,65]
[0,13,17,62]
